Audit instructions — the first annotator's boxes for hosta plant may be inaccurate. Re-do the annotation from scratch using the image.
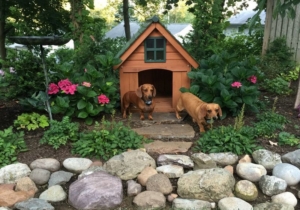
[14,112,49,131]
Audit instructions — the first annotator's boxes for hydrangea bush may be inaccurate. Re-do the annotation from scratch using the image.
[182,51,263,118]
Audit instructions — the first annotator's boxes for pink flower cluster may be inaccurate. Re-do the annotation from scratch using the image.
[48,79,78,95]
[98,94,110,104]
[231,81,242,88]
[248,75,257,84]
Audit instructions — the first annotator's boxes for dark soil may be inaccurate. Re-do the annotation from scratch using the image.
[1,80,300,210]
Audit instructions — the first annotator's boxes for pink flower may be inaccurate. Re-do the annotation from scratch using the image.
[82,82,91,87]
[0,69,4,76]
[58,79,72,89]
[48,83,59,94]
[62,84,78,95]
[98,94,110,104]
[84,68,87,72]
[9,67,16,73]
[231,81,242,88]
[248,75,257,84]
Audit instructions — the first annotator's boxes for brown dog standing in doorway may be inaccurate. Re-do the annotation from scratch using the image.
[122,84,156,120]
[175,92,222,132]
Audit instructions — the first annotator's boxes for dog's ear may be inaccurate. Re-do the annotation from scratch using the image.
[198,104,208,119]
[136,86,143,98]
[218,105,222,117]
[152,85,156,97]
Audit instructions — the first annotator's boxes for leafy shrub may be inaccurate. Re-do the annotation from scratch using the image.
[40,116,79,149]
[194,104,262,155]
[0,126,27,167]
[278,132,300,147]
[264,78,292,95]
[14,112,49,131]
[194,125,262,155]
[184,51,262,118]
[72,114,151,160]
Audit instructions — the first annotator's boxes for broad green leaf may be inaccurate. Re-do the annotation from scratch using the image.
[78,111,88,118]
[77,99,87,109]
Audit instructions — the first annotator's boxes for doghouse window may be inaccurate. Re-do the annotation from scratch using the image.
[144,37,166,62]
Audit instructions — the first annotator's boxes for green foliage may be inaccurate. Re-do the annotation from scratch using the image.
[0,126,27,167]
[0,50,47,100]
[72,114,151,160]
[278,132,300,147]
[40,116,79,150]
[264,78,292,95]
[194,125,261,155]
[184,51,262,118]
[14,112,49,131]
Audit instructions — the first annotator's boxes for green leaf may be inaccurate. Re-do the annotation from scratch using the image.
[77,99,87,109]
[78,111,88,118]
[86,90,98,98]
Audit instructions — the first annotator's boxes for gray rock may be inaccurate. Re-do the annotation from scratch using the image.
[63,158,92,173]
[282,149,300,168]
[252,149,282,170]
[172,198,212,210]
[273,163,300,186]
[29,168,51,185]
[259,175,287,196]
[253,202,294,210]
[0,163,31,184]
[68,171,123,209]
[208,152,238,166]
[235,180,258,201]
[14,198,54,210]
[104,149,156,180]
[177,168,235,202]
[156,165,184,178]
[191,152,217,170]
[146,173,173,195]
[48,170,73,187]
[30,158,60,172]
[236,163,267,182]
[127,180,142,196]
[157,154,194,168]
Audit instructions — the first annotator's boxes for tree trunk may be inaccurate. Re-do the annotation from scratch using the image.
[123,0,131,41]
[0,0,7,61]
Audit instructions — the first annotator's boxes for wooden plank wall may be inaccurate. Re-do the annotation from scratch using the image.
[262,0,300,63]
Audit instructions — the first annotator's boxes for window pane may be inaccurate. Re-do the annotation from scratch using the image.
[156,39,164,48]
[146,39,154,48]
[146,51,154,60]
[156,51,164,60]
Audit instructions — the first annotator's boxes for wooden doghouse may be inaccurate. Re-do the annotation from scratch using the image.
[114,16,199,113]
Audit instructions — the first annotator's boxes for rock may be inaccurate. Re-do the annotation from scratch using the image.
[281,149,300,168]
[177,168,235,202]
[172,198,212,210]
[48,170,73,187]
[236,163,267,182]
[39,185,67,202]
[15,177,38,193]
[127,180,142,196]
[30,158,60,172]
[252,149,282,170]
[133,191,166,209]
[253,202,294,210]
[104,149,156,180]
[146,174,173,195]
[191,152,217,170]
[259,175,287,196]
[137,166,157,186]
[157,154,194,168]
[63,158,92,173]
[29,168,51,185]
[167,193,178,202]
[78,166,106,179]
[218,197,253,210]
[209,152,238,166]
[273,163,300,186]
[14,198,54,210]
[0,163,31,184]
[239,154,252,163]
[68,171,123,209]
[235,180,258,201]
[271,192,298,207]
[156,165,184,178]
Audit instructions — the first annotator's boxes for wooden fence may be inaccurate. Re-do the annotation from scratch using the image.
[262,0,300,109]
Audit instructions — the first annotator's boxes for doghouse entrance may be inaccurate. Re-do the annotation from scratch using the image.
[138,69,173,112]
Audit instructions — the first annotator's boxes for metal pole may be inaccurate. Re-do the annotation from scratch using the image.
[40,44,53,120]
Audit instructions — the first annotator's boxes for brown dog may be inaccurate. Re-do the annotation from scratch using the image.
[175,92,222,132]
[122,84,156,120]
